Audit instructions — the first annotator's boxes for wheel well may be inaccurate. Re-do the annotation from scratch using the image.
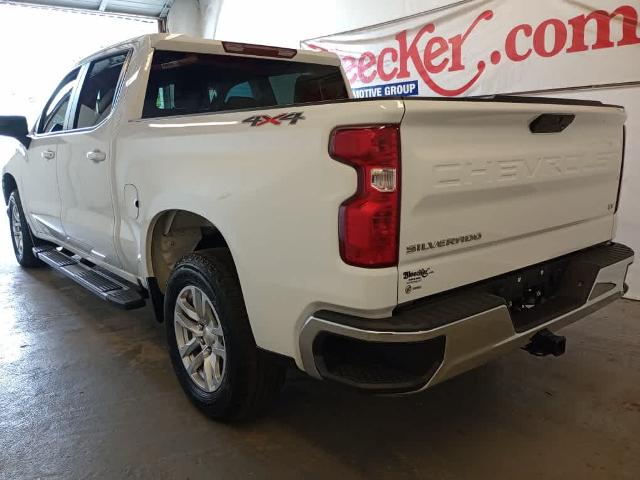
[149,210,229,293]
[2,173,17,205]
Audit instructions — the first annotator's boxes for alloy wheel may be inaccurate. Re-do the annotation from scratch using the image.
[11,204,23,258]
[174,285,226,392]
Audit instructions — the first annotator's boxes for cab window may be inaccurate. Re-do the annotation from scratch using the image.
[142,50,348,118]
[74,52,128,129]
[36,69,79,134]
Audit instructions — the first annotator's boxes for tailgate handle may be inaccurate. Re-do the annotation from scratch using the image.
[529,114,575,134]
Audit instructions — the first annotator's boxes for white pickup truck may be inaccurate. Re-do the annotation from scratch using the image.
[1,33,634,420]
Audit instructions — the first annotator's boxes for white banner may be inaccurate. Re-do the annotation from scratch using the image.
[301,0,640,98]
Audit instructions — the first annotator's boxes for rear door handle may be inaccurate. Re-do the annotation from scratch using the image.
[41,150,55,160]
[86,149,106,163]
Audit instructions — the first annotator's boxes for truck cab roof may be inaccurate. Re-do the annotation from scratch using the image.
[76,33,341,68]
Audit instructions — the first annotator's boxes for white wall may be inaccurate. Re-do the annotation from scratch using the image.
[216,0,455,46]
[167,0,223,38]
[166,0,201,36]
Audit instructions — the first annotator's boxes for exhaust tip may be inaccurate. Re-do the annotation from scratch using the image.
[524,329,566,357]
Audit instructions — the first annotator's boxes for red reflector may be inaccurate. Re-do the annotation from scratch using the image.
[222,41,297,59]
[330,126,401,268]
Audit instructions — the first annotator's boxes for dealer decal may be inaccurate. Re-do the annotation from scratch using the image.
[403,268,435,280]
[403,267,434,294]
[242,112,305,126]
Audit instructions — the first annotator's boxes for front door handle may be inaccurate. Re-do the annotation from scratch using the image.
[41,150,55,160]
[86,149,106,163]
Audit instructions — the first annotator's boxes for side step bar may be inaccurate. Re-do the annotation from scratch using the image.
[33,246,146,310]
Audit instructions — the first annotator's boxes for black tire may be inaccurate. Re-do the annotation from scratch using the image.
[8,190,43,268]
[165,248,285,420]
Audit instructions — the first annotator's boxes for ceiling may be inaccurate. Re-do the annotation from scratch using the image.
[8,0,175,18]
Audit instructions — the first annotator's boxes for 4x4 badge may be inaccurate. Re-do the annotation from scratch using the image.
[242,112,305,127]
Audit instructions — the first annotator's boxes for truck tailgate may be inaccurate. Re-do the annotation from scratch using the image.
[398,98,626,303]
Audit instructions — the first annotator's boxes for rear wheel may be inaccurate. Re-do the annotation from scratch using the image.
[165,249,285,420]
[8,190,42,268]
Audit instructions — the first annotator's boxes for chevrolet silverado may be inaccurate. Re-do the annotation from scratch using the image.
[0,34,634,420]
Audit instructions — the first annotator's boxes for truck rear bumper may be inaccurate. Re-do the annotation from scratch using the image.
[299,243,634,393]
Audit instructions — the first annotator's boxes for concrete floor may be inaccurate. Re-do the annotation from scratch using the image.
[0,215,639,480]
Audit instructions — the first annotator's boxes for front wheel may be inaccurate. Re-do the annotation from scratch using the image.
[8,190,42,268]
[165,249,285,420]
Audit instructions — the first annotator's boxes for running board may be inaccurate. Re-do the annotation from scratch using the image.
[33,246,146,310]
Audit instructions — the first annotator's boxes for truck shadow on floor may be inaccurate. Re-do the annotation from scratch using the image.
[12,266,561,468]
[241,362,540,477]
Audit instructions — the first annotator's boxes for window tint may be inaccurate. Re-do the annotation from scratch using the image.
[225,81,253,101]
[36,70,79,134]
[143,50,348,119]
[268,74,300,104]
[74,52,127,129]
[42,96,71,133]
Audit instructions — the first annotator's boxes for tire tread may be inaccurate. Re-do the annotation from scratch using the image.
[166,248,285,420]
[8,190,43,268]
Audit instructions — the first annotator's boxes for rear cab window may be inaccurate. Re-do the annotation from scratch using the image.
[142,50,348,118]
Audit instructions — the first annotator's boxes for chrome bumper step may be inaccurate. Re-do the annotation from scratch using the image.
[300,242,634,393]
[33,246,146,310]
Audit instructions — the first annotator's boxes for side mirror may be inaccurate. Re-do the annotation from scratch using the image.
[0,116,31,148]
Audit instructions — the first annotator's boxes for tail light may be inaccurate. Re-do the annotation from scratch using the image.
[615,126,626,213]
[329,125,401,268]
